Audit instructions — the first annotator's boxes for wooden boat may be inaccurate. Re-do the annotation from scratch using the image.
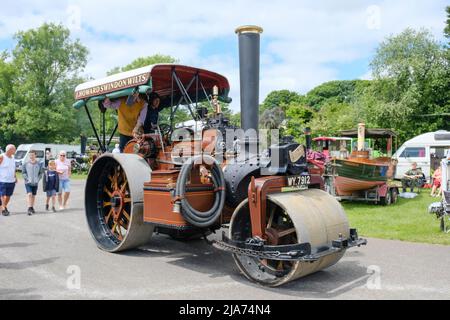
[332,126,397,196]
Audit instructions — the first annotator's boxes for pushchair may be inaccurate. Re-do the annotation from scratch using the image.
[428,191,450,233]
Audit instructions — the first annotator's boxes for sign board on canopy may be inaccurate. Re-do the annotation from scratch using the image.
[74,66,153,100]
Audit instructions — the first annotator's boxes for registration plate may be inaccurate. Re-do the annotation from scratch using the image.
[285,174,311,190]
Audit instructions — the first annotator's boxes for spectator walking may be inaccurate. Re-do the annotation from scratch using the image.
[0,145,17,216]
[56,151,72,210]
[43,160,59,212]
[22,151,44,215]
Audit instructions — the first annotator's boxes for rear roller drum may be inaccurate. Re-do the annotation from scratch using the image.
[230,189,349,287]
[85,154,154,253]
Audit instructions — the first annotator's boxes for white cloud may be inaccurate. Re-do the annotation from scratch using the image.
[0,0,447,112]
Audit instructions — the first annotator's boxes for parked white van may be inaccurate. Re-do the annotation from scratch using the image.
[393,130,450,182]
[15,144,81,171]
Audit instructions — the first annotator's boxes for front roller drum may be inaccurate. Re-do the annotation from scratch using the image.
[85,154,154,253]
[230,189,350,287]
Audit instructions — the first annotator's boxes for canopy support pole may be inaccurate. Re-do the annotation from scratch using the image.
[102,107,106,152]
[170,67,175,131]
[172,71,199,121]
[106,123,118,151]
[84,104,104,153]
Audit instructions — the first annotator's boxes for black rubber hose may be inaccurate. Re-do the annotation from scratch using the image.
[175,155,225,228]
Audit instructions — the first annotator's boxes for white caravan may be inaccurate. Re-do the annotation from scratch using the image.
[15,144,81,170]
[393,130,450,182]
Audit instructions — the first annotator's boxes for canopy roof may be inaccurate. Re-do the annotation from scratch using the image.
[313,137,352,142]
[340,128,398,139]
[73,64,231,109]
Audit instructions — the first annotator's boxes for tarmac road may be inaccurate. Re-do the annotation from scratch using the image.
[0,179,449,300]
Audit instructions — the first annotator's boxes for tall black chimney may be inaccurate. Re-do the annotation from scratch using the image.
[235,26,263,132]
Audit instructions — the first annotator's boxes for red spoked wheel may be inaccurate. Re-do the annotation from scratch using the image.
[85,154,154,253]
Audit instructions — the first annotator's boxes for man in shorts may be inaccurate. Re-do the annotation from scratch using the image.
[22,150,44,215]
[0,145,17,216]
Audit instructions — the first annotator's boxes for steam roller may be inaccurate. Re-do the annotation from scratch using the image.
[76,24,367,286]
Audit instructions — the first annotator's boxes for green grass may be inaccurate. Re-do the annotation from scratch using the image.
[343,190,449,245]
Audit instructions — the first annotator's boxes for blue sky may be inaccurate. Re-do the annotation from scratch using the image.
[0,0,447,111]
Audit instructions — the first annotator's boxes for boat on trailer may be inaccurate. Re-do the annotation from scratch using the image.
[325,124,399,205]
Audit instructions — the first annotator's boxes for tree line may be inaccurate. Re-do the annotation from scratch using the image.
[0,7,449,148]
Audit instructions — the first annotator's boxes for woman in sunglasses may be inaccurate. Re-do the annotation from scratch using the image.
[56,151,72,210]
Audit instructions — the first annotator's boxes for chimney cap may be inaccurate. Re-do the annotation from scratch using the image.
[235,25,263,35]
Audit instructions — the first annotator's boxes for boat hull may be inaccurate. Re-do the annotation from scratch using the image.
[333,159,390,195]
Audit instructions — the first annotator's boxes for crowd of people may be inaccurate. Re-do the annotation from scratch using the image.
[0,145,72,216]
[0,92,162,217]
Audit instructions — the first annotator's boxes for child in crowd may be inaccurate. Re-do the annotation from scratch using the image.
[43,160,59,212]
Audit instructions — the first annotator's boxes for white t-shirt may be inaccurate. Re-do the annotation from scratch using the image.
[0,153,16,183]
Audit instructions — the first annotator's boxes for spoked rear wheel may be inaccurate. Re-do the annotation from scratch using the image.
[85,154,154,253]
[100,162,131,242]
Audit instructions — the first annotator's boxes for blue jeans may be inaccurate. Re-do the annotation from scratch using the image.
[59,179,71,194]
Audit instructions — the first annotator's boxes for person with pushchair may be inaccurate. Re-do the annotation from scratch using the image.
[402,162,423,193]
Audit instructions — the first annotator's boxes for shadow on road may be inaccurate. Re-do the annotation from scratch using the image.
[123,234,369,298]
[0,257,59,270]
[0,242,36,249]
[0,288,42,300]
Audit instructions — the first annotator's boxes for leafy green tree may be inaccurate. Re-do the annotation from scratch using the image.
[284,103,315,140]
[0,23,88,146]
[0,53,18,146]
[304,80,370,110]
[260,90,303,114]
[308,101,362,137]
[365,28,449,140]
[107,54,178,76]
[0,52,15,104]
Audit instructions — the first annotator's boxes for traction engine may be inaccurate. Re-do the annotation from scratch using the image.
[80,26,366,287]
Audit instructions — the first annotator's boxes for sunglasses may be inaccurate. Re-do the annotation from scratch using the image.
[60,154,66,157]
